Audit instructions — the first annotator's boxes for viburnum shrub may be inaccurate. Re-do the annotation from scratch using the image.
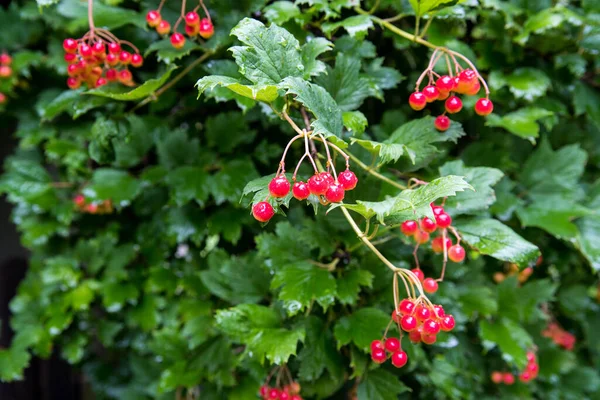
[0,0,599,399]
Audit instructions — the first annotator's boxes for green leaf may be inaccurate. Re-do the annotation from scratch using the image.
[573,81,600,129]
[86,66,177,101]
[479,318,533,369]
[489,68,552,101]
[514,7,584,44]
[516,197,592,239]
[281,77,344,142]
[357,369,410,400]
[36,0,59,7]
[453,217,540,267]
[215,304,281,342]
[575,216,600,271]
[486,107,554,143]
[408,0,466,17]
[145,39,203,64]
[301,38,334,79]
[298,317,344,381]
[57,0,144,32]
[336,269,374,305]
[342,175,473,225]
[247,327,306,364]
[334,308,390,351]
[322,15,374,39]
[165,166,210,206]
[439,160,504,215]
[271,261,337,315]
[457,286,498,318]
[343,111,368,135]
[196,75,279,102]
[315,54,373,111]
[0,159,54,208]
[264,1,301,24]
[82,169,142,205]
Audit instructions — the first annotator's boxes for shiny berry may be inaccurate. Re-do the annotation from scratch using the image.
[440,315,455,331]
[199,18,215,39]
[106,53,118,66]
[67,64,79,76]
[325,183,345,203]
[445,96,463,114]
[435,75,455,93]
[391,351,408,368]
[401,220,418,236]
[519,371,532,383]
[421,217,437,233]
[431,205,444,215]
[260,385,269,397]
[185,11,200,26]
[431,236,452,253]
[185,24,199,37]
[79,43,92,58]
[269,176,290,198]
[527,363,539,374]
[411,268,425,282]
[370,340,384,352]
[384,337,400,352]
[92,41,105,55]
[63,38,78,53]
[95,77,107,87]
[435,213,452,228]
[401,315,417,332]
[252,201,275,222]
[319,172,335,185]
[67,77,81,89]
[422,85,439,102]
[108,42,121,54]
[119,51,132,64]
[279,392,289,400]
[307,174,329,195]
[503,373,515,385]
[526,351,536,363]
[146,10,162,27]
[157,20,171,35]
[423,278,438,294]
[106,69,117,81]
[414,305,431,321]
[466,80,480,95]
[268,388,281,400]
[371,348,387,364]
[171,33,186,49]
[474,98,494,116]
[456,69,477,93]
[448,244,466,262]
[398,299,415,314]
[409,92,427,111]
[338,170,358,190]
[432,304,445,318]
[423,319,441,335]
[491,371,503,384]
[118,69,132,83]
[421,333,437,345]
[64,53,77,64]
[290,396,302,400]
[292,181,310,200]
[414,230,430,244]
[434,115,451,132]
[408,330,422,343]
[0,53,11,65]
[131,53,143,67]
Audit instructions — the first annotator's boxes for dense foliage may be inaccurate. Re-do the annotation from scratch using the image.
[1,0,599,399]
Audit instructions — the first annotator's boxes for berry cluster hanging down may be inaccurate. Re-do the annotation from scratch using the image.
[146,0,214,49]
[491,350,539,385]
[73,194,113,214]
[259,365,303,400]
[408,48,494,131]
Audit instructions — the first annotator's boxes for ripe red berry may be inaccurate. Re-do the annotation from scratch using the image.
[456,69,477,93]
[157,20,171,35]
[370,340,384,352]
[63,38,78,53]
[431,205,444,215]
[431,236,452,253]
[64,53,77,64]
[401,315,417,332]
[391,350,408,368]
[0,53,11,65]
[422,85,440,102]
[466,80,480,95]
[92,41,105,55]
[527,363,539,374]
[325,183,345,203]
[414,305,431,321]
[279,391,290,400]
[185,24,199,37]
[269,176,290,198]
[434,115,451,132]
[448,244,466,262]
[519,371,532,383]
[398,299,415,314]
[409,91,427,111]
[414,230,430,244]
[421,333,437,345]
[423,278,438,294]
[259,385,269,397]
[106,53,118,66]
[67,77,81,89]
[408,330,421,343]
[371,348,387,364]
[526,351,536,363]
[474,98,494,116]
[108,42,121,54]
[131,53,143,67]
[74,194,85,206]
[292,181,310,200]
[95,77,107,88]
[423,319,441,335]
[118,69,133,83]
[79,43,92,58]
[421,217,437,233]
[307,174,328,195]
[338,170,358,190]
[432,304,445,318]
[319,172,335,185]
[268,388,281,399]
[491,371,503,384]
[440,315,455,331]
[104,68,117,82]
[435,75,455,93]
[146,10,162,27]
[445,96,463,114]
[503,373,515,385]
[411,268,424,282]
[253,201,275,222]
[199,18,215,39]
[384,337,400,352]
[185,11,200,26]
[171,33,186,49]
[67,64,79,77]
[119,51,132,64]
[401,220,418,236]
[0,92,6,104]
[435,213,452,228]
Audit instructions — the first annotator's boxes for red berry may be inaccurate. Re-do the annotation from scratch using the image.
[445,96,463,114]
[74,194,85,206]
[435,75,455,93]
[491,371,503,384]
[435,213,452,228]
[423,319,441,335]
[391,351,408,368]
[118,69,133,83]
[185,11,200,26]
[185,24,199,37]
[401,315,417,332]
[106,53,118,66]
[95,77,107,88]
[67,77,81,89]
[519,371,532,383]
[440,315,455,331]
[422,85,440,102]
[292,181,310,200]
[503,373,515,385]
[290,396,302,400]
[64,53,77,64]
[527,363,539,374]
[171,33,186,49]
[431,236,452,253]
[319,172,335,185]
[370,340,384,352]
[268,175,290,198]
[421,333,437,345]
[0,53,11,65]
[0,92,6,104]
[92,41,105,55]
[414,230,430,244]
[260,385,269,397]
[307,174,329,195]
[421,217,437,233]
[269,388,281,400]
[431,205,444,216]
[455,69,477,93]
[474,98,494,116]
[131,53,143,67]
[409,91,427,111]
[63,38,78,53]
[146,10,162,27]
[199,18,215,39]
[401,220,418,236]
[108,42,121,54]
[408,330,421,343]
[423,278,438,294]
[448,244,465,262]
[432,304,445,318]
[434,115,451,132]
[252,201,275,222]
[414,305,431,321]
[79,43,92,58]
[526,351,536,363]
[67,64,79,77]
[325,183,345,203]
[398,299,415,314]
[338,170,358,190]
[466,80,480,95]
[119,51,132,64]
[411,268,424,282]
[157,20,171,35]
[87,203,98,213]
[384,337,400,352]
[279,392,289,400]
[371,348,387,364]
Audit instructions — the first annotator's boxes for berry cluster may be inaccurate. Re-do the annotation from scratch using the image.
[146,0,214,49]
[259,382,302,400]
[491,351,539,385]
[490,371,515,385]
[63,33,142,90]
[370,337,408,368]
[542,322,576,350]
[408,49,493,131]
[493,264,534,284]
[0,52,11,105]
[393,298,455,344]
[74,194,113,214]
[253,169,357,222]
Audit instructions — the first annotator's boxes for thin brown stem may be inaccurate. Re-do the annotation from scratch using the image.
[199,0,211,22]
[282,111,306,136]
[87,0,95,33]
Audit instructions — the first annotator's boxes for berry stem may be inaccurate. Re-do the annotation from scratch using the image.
[437,228,449,282]
[198,0,211,23]
[277,133,303,175]
[447,50,491,96]
[282,111,306,136]
[412,242,421,269]
[317,133,338,180]
[88,0,95,35]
